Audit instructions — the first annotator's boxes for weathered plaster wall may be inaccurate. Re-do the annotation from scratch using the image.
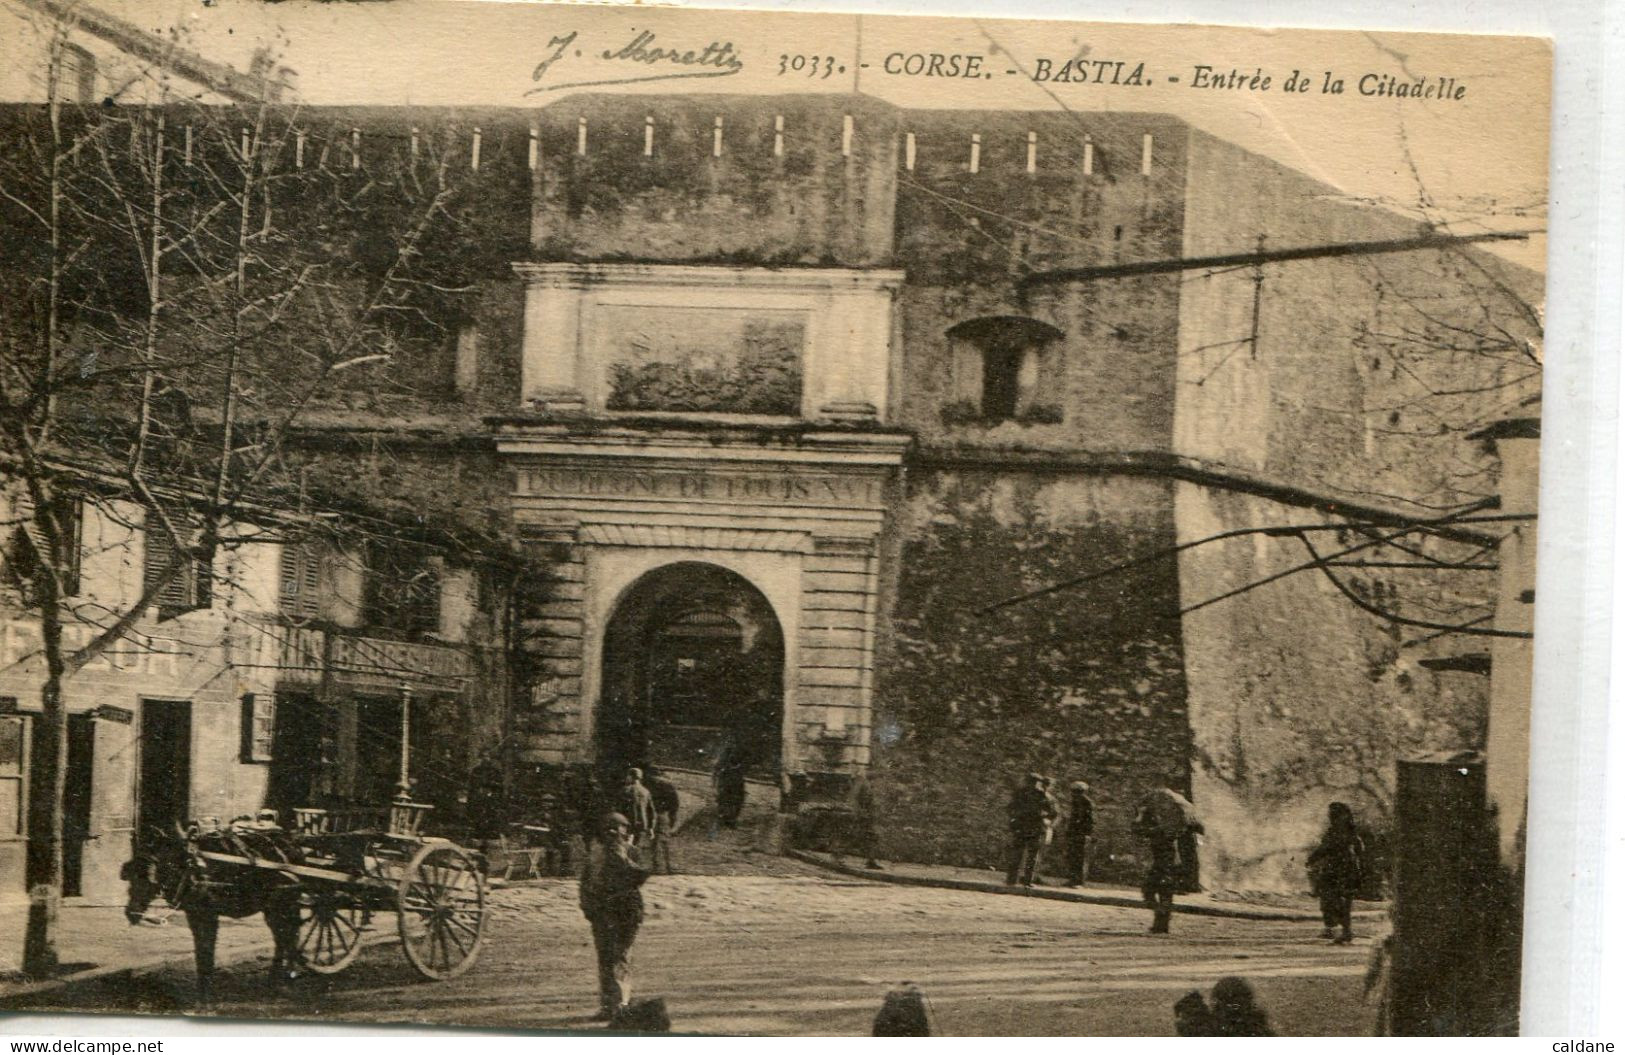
[0,3,240,105]
[0,602,271,901]
[1174,485,1488,890]
[871,469,1189,882]
[1170,130,1537,889]
[1174,129,1539,499]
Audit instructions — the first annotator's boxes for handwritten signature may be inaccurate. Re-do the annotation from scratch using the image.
[527,29,745,94]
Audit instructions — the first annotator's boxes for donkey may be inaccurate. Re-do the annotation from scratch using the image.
[124,824,305,1006]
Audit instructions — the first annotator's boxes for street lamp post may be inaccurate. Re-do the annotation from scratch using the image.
[388,682,434,837]
[396,681,413,803]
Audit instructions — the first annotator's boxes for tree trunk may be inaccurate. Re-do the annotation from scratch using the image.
[23,577,67,978]
[22,41,70,979]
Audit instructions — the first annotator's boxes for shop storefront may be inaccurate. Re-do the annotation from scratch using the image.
[247,623,479,832]
[0,614,243,904]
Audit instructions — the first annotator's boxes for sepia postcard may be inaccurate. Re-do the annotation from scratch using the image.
[0,0,1553,1037]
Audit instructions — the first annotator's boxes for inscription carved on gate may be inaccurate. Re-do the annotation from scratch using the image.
[515,467,883,508]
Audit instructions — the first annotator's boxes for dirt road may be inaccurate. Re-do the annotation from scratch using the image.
[15,871,1381,1036]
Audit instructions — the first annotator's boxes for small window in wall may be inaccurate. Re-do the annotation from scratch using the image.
[0,712,26,839]
[363,545,441,637]
[55,44,97,104]
[142,512,212,619]
[946,316,1065,424]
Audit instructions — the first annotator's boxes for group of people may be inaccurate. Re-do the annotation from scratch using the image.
[581,763,1368,1024]
[870,976,1277,1037]
[1006,773,1201,934]
[1004,773,1096,888]
[1008,772,1366,942]
[608,765,682,874]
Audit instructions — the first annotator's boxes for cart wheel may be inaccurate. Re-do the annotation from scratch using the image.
[297,889,366,974]
[397,843,486,980]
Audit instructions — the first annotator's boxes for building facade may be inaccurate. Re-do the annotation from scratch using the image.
[0,72,1539,893]
[0,490,510,905]
[485,95,1536,886]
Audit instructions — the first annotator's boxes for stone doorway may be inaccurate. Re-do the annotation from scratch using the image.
[598,562,784,788]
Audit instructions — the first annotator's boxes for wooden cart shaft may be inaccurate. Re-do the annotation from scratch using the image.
[195,850,397,890]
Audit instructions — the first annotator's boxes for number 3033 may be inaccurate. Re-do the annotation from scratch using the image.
[778,54,846,78]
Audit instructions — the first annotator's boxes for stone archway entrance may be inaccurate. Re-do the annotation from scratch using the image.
[598,562,784,786]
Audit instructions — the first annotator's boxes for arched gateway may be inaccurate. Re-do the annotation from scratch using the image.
[496,262,909,805]
[598,562,784,782]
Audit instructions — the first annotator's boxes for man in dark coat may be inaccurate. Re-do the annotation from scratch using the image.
[1005,772,1056,886]
[617,768,656,849]
[1140,824,1180,934]
[644,765,680,874]
[579,812,651,1020]
[1062,780,1096,887]
[713,736,748,828]
[852,773,883,870]
[1307,801,1366,943]
[465,755,506,846]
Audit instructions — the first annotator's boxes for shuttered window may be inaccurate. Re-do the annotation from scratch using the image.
[56,44,97,104]
[46,495,83,597]
[279,540,325,620]
[241,693,275,763]
[5,494,82,601]
[142,513,212,618]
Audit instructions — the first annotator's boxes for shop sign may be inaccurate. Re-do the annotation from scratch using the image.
[261,624,472,690]
[329,634,473,686]
[1,619,185,678]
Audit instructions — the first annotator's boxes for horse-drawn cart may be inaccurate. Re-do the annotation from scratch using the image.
[139,688,490,998]
[180,799,488,981]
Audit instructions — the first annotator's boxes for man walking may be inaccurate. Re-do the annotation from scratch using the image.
[1062,780,1095,886]
[579,812,651,1020]
[1135,784,1202,934]
[1005,772,1056,886]
[617,767,655,849]
[644,765,680,874]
